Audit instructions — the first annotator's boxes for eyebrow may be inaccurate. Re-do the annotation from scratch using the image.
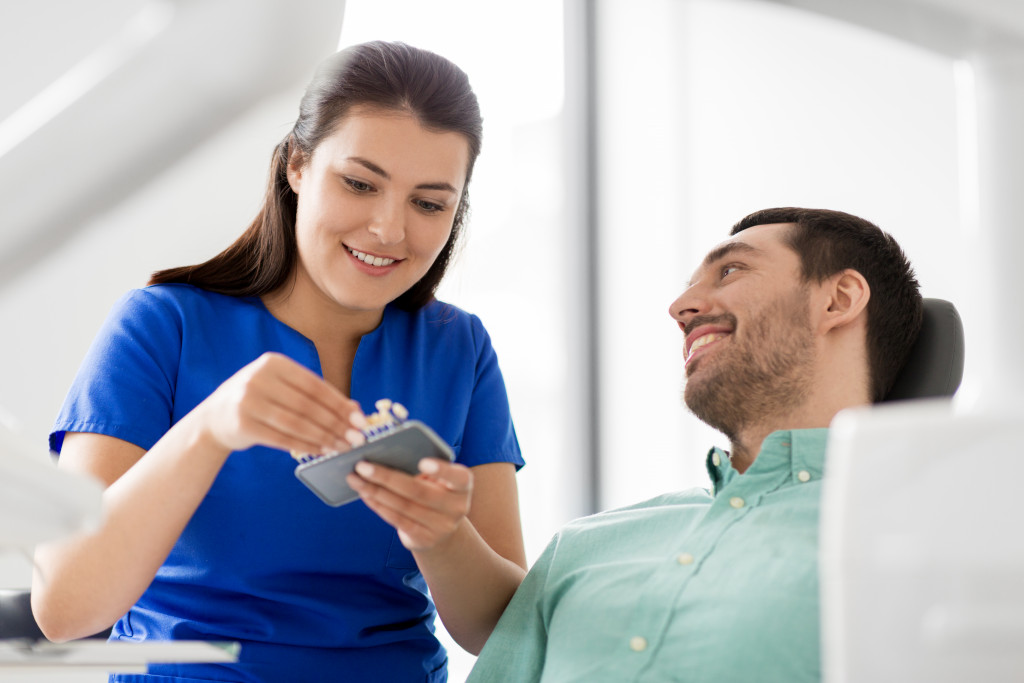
[702,241,760,269]
[687,241,762,285]
[349,157,460,194]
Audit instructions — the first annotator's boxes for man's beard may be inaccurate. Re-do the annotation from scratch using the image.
[683,287,815,443]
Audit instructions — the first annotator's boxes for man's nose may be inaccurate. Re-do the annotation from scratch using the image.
[368,200,406,245]
[668,285,708,331]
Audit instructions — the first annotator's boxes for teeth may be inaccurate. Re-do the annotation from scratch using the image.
[688,333,726,358]
[348,247,396,267]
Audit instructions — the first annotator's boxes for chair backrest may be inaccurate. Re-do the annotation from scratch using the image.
[883,298,965,402]
[0,589,45,640]
[0,587,114,640]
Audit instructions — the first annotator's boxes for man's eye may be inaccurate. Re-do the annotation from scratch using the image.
[721,265,740,278]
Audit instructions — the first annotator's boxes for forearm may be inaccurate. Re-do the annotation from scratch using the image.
[32,412,230,641]
[413,519,527,655]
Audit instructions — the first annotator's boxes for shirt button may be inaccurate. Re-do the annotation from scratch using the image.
[729,496,745,509]
[629,636,648,652]
[676,552,695,565]
[797,470,811,483]
[712,452,721,466]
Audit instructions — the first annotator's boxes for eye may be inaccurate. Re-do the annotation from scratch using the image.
[721,264,741,278]
[344,177,374,193]
[413,198,445,214]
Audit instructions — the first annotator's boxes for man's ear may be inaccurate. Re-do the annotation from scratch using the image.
[821,269,870,333]
[285,142,306,195]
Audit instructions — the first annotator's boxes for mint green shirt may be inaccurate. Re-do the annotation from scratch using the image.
[468,429,827,683]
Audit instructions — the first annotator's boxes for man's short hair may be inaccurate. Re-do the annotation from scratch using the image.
[731,207,923,402]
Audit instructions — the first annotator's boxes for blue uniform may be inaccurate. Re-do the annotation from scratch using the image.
[51,284,523,683]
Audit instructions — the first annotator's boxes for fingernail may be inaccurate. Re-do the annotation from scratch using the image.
[418,458,440,474]
[355,461,374,477]
[345,429,366,446]
[349,411,368,429]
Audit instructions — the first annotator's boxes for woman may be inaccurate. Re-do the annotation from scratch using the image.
[32,41,526,683]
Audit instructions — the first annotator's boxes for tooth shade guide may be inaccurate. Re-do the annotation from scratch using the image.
[289,398,411,463]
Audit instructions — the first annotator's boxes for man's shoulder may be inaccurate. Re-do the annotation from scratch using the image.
[537,488,714,568]
[610,488,714,513]
[560,488,713,534]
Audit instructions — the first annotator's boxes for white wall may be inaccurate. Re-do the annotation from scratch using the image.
[595,0,968,509]
[0,85,305,588]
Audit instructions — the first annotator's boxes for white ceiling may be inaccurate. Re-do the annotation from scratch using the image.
[0,0,345,285]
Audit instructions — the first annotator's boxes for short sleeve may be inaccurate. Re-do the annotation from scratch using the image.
[457,313,524,469]
[50,289,182,454]
[466,535,556,682]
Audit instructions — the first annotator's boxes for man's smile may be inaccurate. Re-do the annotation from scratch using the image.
[685,323,733,367]
[687,332,728,363]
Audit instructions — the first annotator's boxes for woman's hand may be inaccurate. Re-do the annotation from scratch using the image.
[196,352,366,456]
[346,458,474,551]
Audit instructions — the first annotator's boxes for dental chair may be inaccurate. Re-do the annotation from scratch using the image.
[0,588,112,641]
[882,297,965,402]
[820,297,1024,682]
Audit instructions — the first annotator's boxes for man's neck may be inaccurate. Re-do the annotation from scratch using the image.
[728,395,865,473]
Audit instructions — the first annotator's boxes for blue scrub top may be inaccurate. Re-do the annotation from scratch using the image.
[51,284,524,683]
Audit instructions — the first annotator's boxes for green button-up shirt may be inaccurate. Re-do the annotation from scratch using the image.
[468,429,827,683]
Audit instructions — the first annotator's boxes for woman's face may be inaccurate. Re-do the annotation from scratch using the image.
[286,105,469,316]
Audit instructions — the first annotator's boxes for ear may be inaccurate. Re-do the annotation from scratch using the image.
[285,143,306,195]
[819,269,870,334]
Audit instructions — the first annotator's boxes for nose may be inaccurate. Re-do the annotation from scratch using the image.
[668,284,708,332]
[367,198,406,245]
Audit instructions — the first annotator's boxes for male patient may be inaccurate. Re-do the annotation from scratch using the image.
[467,207,922,682]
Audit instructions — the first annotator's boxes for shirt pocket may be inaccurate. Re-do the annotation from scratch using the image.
[385,528,418,569]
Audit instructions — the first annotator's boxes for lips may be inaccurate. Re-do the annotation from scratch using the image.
[684,325,732,365]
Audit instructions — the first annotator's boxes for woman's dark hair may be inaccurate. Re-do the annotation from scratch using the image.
[731,207,923,402]
[149,41,483,310]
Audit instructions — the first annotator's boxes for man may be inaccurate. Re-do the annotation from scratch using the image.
[467,207,922,682]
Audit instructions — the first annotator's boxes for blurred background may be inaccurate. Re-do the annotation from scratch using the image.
[0,0,971,679]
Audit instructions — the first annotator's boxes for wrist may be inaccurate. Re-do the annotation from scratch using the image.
[176,405,234,465]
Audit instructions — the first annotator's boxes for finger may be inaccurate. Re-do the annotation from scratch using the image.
[242,369,367,449]
[248,354,367,438]
[348,474,453,549]
[268,383,364,440]
[417,459,472,493]
[267,356,366,423]
[349,465,469,526]
[248,389,357,453]
[352,461,451,503]
[233,412,335,456]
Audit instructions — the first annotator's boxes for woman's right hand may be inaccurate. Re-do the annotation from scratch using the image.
[196,352,367,456]
[33,352,367,643]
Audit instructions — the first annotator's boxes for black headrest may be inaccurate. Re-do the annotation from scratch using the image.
[883,298,965,402]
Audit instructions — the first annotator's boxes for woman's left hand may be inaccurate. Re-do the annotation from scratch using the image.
[346,458,473,551]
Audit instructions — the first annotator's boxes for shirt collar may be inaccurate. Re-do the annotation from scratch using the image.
[705,428,829,495]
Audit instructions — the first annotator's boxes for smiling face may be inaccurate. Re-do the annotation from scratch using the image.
[285,105,470,319]
[668,223,817,440]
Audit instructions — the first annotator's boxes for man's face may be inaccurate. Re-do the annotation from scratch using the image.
[668,223,817,440]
